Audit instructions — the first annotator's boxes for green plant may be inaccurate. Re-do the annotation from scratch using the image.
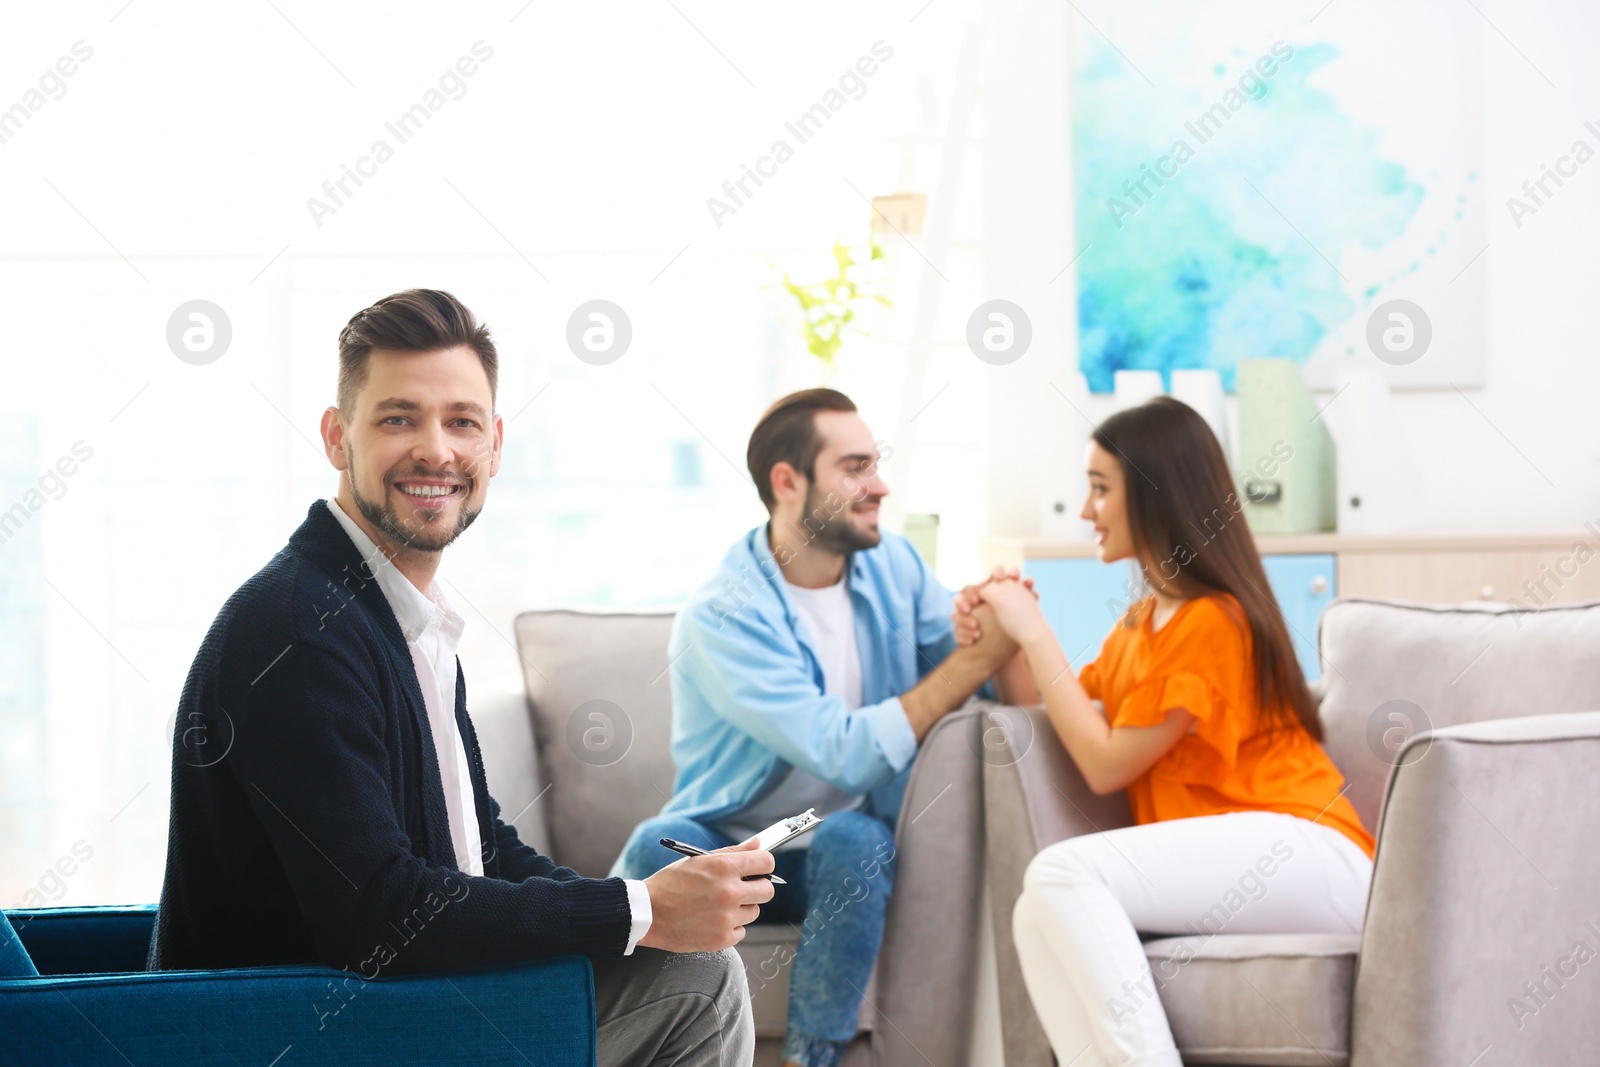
[774,238,891,369]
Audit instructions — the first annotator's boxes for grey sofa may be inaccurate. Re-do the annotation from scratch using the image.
[983,597,1600,1066]
[471,608,992,1067]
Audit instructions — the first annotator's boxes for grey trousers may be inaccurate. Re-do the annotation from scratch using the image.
[591,946,754,1067]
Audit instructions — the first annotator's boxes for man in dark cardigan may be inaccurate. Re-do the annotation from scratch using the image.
[152,289,770,1065]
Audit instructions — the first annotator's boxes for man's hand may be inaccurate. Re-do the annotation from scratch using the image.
[902,587,1027,742]
[638,839,775,953]
[967,602,1021,668]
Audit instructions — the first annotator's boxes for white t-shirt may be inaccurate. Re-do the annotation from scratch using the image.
[721,573,866,848]
[786,575,864,712]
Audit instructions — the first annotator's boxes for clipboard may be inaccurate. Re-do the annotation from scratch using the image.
[752,808,825,851]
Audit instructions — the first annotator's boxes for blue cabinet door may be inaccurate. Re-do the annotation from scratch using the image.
[1022,553,1335,682]
[1260,553,1336,683]
[1022,558,1144,670]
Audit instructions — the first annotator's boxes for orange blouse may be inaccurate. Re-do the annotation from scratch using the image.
[1078,594,1375,859]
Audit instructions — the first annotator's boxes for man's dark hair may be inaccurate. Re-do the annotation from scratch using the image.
[746,388,858,512]
[337,289,498,412]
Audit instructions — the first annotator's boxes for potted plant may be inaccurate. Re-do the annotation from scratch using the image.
[773,238,890,384]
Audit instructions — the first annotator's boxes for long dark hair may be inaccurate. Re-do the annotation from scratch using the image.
[1093,397,1322,740]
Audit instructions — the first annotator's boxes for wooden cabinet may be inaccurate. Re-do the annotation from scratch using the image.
[982,532,1600,684]
[1334,537,1600,605]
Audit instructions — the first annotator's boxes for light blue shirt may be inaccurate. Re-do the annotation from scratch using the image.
[612,524,969,874]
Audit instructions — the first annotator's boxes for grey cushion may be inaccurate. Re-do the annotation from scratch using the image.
[1315,597,1600,829]
[512,608,678,879]
[1144,933,1359,1066]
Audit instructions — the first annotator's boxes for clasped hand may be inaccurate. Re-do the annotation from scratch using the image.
[952,567,1047,648]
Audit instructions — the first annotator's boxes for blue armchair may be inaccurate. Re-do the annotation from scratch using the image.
[1,905,597,1066]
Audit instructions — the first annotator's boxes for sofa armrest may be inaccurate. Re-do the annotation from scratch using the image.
[0,954,595,1066]
[1352,711,1600,1067]
[982,703,1135,1067]
[474,684,554,857]
[874,704,988,1067]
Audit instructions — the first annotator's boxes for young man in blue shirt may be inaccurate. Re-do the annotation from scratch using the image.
[615,388,1022,1067]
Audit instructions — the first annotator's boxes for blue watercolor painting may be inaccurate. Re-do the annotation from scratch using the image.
[1074,37,1436,393]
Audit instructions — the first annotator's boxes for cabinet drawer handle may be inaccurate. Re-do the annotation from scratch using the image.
[1310,576,1328,595]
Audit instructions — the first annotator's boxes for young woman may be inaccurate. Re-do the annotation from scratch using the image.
[954,397,1373,1067]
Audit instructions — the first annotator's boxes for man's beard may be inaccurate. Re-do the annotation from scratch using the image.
[348,460,480,554]
[802,482,881,554]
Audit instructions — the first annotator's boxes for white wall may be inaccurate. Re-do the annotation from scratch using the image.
[1376,0,1600,532]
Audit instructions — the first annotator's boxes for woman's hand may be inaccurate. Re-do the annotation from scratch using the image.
[977,578,1051,646]
[952,567,1035,646]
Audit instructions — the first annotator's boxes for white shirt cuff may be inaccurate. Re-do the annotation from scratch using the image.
[623,878,653,955]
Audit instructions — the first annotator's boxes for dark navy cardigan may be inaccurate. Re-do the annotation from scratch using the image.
[151,502,630,974]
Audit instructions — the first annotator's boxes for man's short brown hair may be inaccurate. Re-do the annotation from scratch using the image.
[745,388,858,512]
[337,289,498,412]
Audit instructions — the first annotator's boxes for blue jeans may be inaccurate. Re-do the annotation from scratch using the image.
[618,809,897,1067]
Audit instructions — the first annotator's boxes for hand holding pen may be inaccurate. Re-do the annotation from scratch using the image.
[636,837,776,953]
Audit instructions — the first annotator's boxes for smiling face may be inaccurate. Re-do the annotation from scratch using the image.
[806,411,889,552]
[322,345,502,556]
[1081,440,1135,564]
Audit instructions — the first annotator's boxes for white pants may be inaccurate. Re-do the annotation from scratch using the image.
[1012,810,1373,1067]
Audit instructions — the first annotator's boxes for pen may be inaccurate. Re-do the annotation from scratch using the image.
[659,837,787,884]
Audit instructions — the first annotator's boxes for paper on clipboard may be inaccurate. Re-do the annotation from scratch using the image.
[752,808,824,851]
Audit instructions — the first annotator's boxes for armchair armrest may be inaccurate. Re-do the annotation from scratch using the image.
[1352,711,1600,1067]
[874,704,988,1067]
[982,703,1134,1067]
[9,906,157,975]
[0,953,595,1066]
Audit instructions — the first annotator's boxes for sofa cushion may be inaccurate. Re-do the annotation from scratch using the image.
[0,911,37,978]
[512,609,678,878]
[1143,932,1358,1066]
[1315,597,1600,829]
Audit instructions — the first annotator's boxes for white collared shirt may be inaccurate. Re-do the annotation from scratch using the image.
[325,500,651,952]
[327,500,483,876]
